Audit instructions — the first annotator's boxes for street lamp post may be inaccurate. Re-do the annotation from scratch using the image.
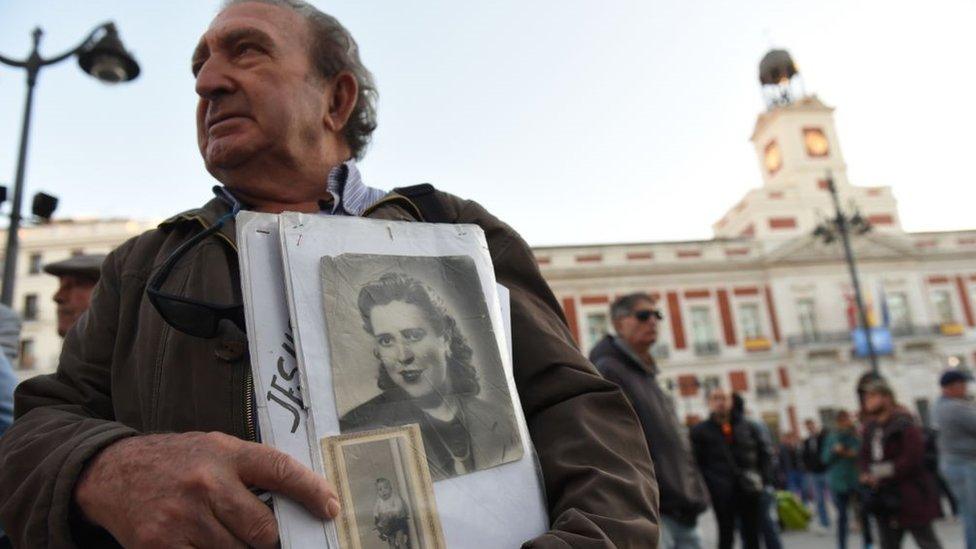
[813,174,878,374]
[0,22,139,306]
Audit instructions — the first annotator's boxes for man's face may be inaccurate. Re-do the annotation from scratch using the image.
[370,301,450,400]
[836,414,852,430]
[863,391,890,415]
[944,380,968,399]
[708,389,731,416]
[613,299,659,351]
[805,420,817,434]
[192,2,331,188]
[53,275,97,337]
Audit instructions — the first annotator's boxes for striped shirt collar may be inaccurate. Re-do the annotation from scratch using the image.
[323,160,387,216]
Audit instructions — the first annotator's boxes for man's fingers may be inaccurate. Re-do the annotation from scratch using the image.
[210,482,280,549]
[235,442,339,519]
[188,514,248,549]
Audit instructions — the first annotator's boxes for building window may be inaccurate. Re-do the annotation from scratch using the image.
[584,312,610,352]
[690,306,719,355]
[702,375,721,398]
[796,298,818,339]
[28,253,42,275]
[886,292,912,333]
[760,412,781,440]
[651,342,671,360]
[738,303,763,339]
[931,290,956,324]
[23,294,38,321]
[755,371,777,399]
[18,339,34,370]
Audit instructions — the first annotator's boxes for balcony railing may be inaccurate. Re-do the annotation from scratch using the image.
[787,324,956,349]
[786,331,849,348]
[693,341,721,356]
[890,324,939,337]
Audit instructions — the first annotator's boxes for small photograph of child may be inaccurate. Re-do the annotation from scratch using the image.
[321,424,444,549]
[373,477,409,549]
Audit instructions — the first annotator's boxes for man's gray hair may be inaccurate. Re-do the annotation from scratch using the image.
[221,0,378,159]
[610,292,655,320]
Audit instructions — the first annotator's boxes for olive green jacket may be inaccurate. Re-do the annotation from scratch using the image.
[0,190,659,548]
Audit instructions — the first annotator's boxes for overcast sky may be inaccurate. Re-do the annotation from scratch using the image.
[1,0,973,246]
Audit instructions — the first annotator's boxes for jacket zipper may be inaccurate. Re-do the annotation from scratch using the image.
[184,215,257,443]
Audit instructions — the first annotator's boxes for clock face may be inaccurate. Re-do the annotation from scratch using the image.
[804,128,830,157]
[764,141,782,174]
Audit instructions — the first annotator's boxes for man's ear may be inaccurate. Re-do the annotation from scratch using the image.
[610,317,623,334]
[324,71,359,133]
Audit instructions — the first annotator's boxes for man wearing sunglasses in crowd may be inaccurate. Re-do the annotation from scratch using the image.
[590,293,710,548]
[0,1,659,548]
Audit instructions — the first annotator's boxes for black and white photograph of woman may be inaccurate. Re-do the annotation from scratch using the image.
[322,253,523,481]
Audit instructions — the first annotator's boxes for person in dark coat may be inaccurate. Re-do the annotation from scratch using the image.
[802,418,832,530]
[859,380,943,549]
[732,393,782,549]
[691,387,770,549]
[590,293,709,548]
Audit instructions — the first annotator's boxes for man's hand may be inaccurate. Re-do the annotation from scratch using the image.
[74,432,339,548]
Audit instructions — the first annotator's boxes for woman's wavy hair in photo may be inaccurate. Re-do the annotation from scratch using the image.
[358,272,480,396]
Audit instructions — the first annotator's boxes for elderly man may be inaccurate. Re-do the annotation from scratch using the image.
[0,1,658,548]
[589,293,708,548]
[43,254,105,337]
[933,369,976,549]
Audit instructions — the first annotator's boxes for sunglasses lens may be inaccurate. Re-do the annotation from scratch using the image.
[152,295,220,338]
[634,310,662,322]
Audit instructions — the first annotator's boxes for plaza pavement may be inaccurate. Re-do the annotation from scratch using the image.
[696,511,964,548]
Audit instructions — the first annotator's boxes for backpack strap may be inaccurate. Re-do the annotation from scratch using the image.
[393,183,449,224]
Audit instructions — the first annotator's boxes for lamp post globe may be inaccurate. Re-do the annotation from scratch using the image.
[78,23,140,84]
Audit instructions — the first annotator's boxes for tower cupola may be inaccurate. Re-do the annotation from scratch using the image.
[759,49,804,110]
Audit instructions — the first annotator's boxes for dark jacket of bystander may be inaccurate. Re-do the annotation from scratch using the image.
[589,335,709,524]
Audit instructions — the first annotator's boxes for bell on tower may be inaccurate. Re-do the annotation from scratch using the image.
[759,49,805,110]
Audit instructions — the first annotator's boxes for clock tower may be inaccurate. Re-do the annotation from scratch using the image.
[713,49,902,241]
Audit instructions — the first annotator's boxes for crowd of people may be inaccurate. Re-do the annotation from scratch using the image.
[589,291,975,549]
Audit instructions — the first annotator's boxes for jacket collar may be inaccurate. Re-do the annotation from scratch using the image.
[159,196,238,249]
[158,189,425,252]
[611,336,658,375]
